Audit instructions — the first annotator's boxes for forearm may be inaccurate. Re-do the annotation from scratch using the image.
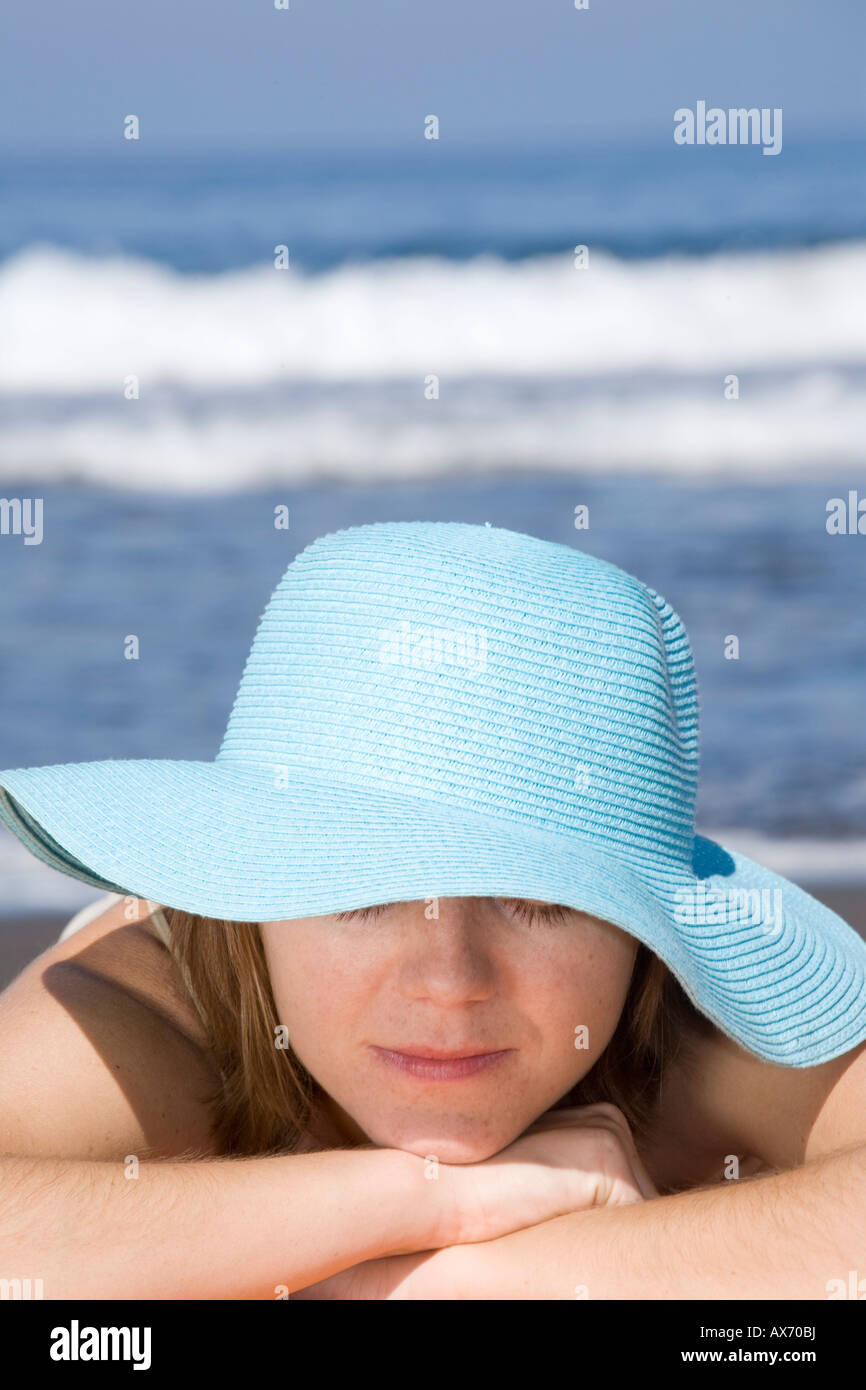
[449,1144,866,1300]
[0,1146,434,1300]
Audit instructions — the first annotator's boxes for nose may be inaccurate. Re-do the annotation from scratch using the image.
[396,897,496,1006]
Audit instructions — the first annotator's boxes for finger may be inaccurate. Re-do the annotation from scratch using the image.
[523,1106,659,1199]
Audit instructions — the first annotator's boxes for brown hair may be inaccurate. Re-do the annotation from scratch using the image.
[164,907,716,1157]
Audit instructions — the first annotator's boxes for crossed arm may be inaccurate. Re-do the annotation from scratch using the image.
[295,1141,866,1299]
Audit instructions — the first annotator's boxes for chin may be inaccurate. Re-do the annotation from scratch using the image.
[376,1124,517,1166]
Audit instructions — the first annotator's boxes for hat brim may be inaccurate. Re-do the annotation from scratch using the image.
[1,757,865,1069]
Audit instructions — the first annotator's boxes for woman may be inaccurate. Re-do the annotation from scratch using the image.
[0,519,864,1300]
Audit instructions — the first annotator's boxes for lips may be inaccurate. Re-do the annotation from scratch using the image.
[380,1046,503,1060]
[369,1044,514,1081]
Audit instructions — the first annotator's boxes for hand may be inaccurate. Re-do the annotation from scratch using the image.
[292,1104,656,1299]
[301,1100,657,1282]
[446,1101,658,1246]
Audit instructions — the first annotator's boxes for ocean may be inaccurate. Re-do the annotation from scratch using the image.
[1,135,865,917]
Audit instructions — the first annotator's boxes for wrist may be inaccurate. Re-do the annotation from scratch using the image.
[371,1146,458,1256]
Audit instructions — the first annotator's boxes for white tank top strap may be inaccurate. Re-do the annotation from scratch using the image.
[57,894,172,944]
[147,902,174,949]
[56,892,124,941]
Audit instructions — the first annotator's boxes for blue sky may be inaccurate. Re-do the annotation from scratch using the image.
[2,0,864,152]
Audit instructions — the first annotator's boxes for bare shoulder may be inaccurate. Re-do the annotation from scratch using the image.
[799,1038,866,1160]
[53,898,210,1049]
[640,1021,866,1193]
[726,1034,866,1167]
[0,896,222,1161]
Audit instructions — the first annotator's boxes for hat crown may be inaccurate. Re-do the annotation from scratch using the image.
[217,522,700,865]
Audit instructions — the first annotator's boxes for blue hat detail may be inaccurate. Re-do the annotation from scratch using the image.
[1,520,864,1067]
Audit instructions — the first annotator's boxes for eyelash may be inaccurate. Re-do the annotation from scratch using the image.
[497,899,569,927]
[334,903,390,923]
[333,900,568,927]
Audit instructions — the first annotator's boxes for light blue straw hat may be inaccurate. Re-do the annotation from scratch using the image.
[1,520,864,1068]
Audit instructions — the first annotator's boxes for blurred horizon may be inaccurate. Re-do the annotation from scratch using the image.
[3,0,865,154]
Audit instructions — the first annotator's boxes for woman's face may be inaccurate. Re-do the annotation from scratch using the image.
[259,896,638,1163]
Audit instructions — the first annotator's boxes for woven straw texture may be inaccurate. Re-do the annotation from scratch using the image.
[0,520,864,1068]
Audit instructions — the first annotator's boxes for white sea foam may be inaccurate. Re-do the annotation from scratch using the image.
[1,240,865,488]
[1,369,864,491]
[3,239,866,387]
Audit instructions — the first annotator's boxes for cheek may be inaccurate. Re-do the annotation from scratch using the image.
[264,934,374,1052]
[526,938,634,1060]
